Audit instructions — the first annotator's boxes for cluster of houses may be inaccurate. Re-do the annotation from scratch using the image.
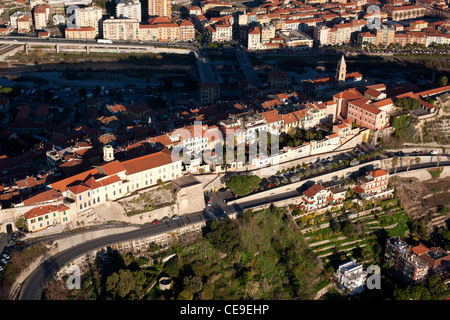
[1,0,449,49]
[334,236,450,295]
[1,55,449,233]
[295,168,392,215]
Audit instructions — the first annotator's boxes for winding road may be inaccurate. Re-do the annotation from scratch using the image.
[18,211,208,300]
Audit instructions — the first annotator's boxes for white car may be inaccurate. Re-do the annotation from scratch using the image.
[430,150,438,155]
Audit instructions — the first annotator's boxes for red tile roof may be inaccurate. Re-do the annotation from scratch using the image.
[303,184,326,198]
[24,204,69,220]
[121,148,181,175]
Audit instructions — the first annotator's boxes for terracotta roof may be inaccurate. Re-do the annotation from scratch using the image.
[24,204,69,220]
[282,112,299,125]
[51,168,98,192]
[303,184,326,198]
[121,148,181,175]
[22,189,63,206]
[98,174,121,186]
[67,182,90,195]
[368,168,388,178]
[97,160,126,176]
[261,109,283,124]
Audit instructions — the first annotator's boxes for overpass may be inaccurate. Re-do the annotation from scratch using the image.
[0,37,198,56]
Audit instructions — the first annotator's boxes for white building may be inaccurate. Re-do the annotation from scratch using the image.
[50,148,183,214]
[74,6,103,34]
[116,0,141,22]
[335,260,367,295]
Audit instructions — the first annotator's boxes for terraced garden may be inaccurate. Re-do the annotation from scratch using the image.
[298,199,411,269]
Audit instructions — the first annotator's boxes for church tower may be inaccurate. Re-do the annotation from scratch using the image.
[103,145,114,162]
[336,55,347,86]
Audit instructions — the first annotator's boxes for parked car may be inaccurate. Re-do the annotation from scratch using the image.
[430,150,438,155]
[152,219,159,225]
[162,216,169,222]
[172,215,180,220]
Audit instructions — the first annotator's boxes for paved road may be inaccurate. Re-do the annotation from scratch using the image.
[19,211,209,300]
[235,47,259,86]
[194,50,216,83]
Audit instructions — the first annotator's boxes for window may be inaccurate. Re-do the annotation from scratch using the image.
[79,195,82,201]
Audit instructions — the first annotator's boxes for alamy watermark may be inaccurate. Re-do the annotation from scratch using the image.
[366,5,382,30]
[170,121,280,175]
[66,265,81,290]
[366,265,381,290]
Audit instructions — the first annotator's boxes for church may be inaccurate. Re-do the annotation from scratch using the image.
[302,55,365,100]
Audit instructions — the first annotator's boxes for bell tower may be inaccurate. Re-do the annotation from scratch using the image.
[103,145,114,162]
[336,55,347,85]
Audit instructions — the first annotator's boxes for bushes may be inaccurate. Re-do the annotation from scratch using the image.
[428,168,443,179]
[204,218,241,254]
[394,97,420,111]
[226,175,262,197]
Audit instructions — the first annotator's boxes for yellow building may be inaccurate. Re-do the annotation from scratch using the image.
[17,15,32,33]
[103,17,140,41]
[139,24,158,41]
[148,0,171,17]
[409,20,428,31]
[24,204,71,233]
[65,27,96,39]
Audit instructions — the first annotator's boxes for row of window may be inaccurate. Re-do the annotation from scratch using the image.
[29,211,66,224]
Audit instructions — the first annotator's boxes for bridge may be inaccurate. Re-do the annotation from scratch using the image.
[0,37,199,59]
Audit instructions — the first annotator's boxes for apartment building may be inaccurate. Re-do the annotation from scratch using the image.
[411,243,450,275]
[74,6,103,34]
[24,204,71,233]
[313,24,331,46]
[158,23,181,41]
[103,17,139,41]
[179,20,195,42]
[206,21,233,42]
[268,71,289,90]
[383,4,426,21]
[357,32,376,46]
[353,168,391,199]
[247,26,261,50]
[17,15,32,33]
[385,237,428,284]
[138,24,158,41]
[375,27,395,47]
[410,20,428,31]
[65,26,96,39]
[116,0,142,21]
[148,0,171,17]
[261,24,275,43]
[346,98,389,131]
[335,260,367,295]
[200,82,220,104]
[33,4,50,30]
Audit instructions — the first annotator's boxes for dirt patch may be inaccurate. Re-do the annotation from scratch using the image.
[391,176,450,222]
[118,186,175,215]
